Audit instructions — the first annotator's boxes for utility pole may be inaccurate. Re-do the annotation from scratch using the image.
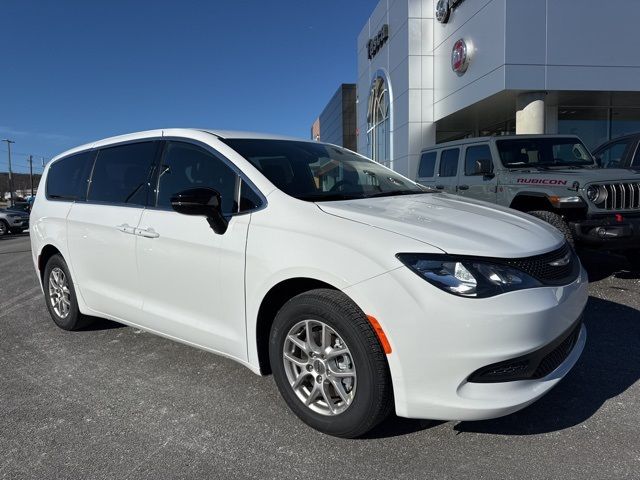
[29,155,34,197]
[2,139,15,205]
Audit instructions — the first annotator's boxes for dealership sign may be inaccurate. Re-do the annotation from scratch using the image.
[451,38,472,76]
[367,24,389,60]
[436,0,465,24]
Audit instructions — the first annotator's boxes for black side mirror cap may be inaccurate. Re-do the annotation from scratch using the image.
[170,187,228,235]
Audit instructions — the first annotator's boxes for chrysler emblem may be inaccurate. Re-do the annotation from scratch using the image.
[435,0,451,23]
[549,253,571,267]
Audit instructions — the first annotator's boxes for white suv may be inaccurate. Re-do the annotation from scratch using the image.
[30,129,588,437]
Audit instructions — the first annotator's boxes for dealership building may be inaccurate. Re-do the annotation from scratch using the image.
[342,0,640,177]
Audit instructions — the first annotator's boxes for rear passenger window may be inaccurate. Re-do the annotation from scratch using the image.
[156,142,239,215]
[418,152,437,178]
[465,145,493,176]
[88,142,159,206]
[46,151,94,201]
[439,149,459,177]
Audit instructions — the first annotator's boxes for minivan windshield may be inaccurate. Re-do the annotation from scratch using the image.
[222,139,428,201]
[497,137,595,169]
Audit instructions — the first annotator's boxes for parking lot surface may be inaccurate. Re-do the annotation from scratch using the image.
[1,233,639,479]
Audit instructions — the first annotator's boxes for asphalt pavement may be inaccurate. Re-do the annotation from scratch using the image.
[1,233,639,479]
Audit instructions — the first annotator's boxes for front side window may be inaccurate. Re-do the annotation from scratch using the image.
[222,139,425,202]
[464,145,492,176]
[497,138,594,168]
[156,142,239,215]
[595,140,630,168]
[46,151,94,201]
[367,76,391,167]
[88,142,159,206]
[418,152,437,178]
[439,149,459,177]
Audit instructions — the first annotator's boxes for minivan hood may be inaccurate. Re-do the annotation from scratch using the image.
[317,193,564,258]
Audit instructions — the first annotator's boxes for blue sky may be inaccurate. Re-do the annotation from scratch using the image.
[0,0,377,173]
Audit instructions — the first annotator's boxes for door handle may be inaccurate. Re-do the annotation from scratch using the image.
[116,224,136,234]
[435,185,445,190]
[457,185,469,191]
[135,227,160,239]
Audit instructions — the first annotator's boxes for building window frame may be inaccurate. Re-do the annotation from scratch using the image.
[366,70,393,168]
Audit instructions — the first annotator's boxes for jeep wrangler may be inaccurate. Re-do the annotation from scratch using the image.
[417,135,640,267]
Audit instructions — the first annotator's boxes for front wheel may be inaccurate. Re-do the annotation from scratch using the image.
[269,289,393,438]
[0,220,8,236]
[527,210,575,247]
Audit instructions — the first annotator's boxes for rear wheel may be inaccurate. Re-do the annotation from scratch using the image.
[0,220,8,236]
[269,289,393,438]
[527,210,575,247]
[43,254,92,331]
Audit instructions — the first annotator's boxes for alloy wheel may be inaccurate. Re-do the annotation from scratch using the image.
[48,267,71,318]
[282,319,357,416]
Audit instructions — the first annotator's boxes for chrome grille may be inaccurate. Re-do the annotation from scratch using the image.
[595,182,640,210]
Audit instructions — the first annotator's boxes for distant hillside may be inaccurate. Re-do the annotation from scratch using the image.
[0,172,42,197]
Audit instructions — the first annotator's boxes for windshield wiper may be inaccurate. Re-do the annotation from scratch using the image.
[365,190,431,198]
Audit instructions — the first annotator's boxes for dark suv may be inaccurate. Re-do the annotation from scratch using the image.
[593,133,640,170]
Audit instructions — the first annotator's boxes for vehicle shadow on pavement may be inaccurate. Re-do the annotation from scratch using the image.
[579,248,640,281]
[453,296,640,436]
[79,315,126,331]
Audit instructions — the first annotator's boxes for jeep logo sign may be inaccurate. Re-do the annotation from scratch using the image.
[436,0,465,24]
[367,24,389,60]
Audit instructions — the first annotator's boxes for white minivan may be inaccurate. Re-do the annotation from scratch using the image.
[31,129,588,437]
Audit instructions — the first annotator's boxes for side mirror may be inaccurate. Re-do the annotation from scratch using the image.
[475,158,494,178]
[170,187,228,235]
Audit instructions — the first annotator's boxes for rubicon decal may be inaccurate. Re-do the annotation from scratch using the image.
[517,178,568,185]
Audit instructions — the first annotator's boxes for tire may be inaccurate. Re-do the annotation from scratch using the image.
[0,220,8,236]
[43,254,92,331]
[625,250,640,271]
[527,210,575,247]
[269,289,393,438]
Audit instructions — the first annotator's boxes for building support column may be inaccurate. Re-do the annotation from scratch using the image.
[516,92,547,134]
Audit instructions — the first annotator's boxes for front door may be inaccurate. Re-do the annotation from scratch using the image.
[456,144,498,203]
[135,140,249,360]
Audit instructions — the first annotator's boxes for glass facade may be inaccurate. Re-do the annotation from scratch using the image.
[367,76,391,167]
[559,107,640,150]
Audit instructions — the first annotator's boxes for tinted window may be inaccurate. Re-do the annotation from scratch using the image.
[633,144,640,167]
[465,145,493,176]
[239,179,262,211]
[46,151,94,201]
[439,149,459,177]
[596,140,630,168]
[156,142,239,215]
[88,142,158,205]
[418,152,437,178]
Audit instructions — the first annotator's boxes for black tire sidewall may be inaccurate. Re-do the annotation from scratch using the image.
[269,293,387,437]
[0,220,8,236]
[43,254,83,330]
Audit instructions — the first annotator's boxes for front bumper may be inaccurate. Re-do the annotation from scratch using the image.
[570,213,640,250]
[344,264,589,421]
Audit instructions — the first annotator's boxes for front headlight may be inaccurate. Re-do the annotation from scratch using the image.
[396,253,543,298]
[586,185,608,205]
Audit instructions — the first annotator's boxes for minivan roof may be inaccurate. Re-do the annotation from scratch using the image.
[48,128,316,165]
[420,134,583,152]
